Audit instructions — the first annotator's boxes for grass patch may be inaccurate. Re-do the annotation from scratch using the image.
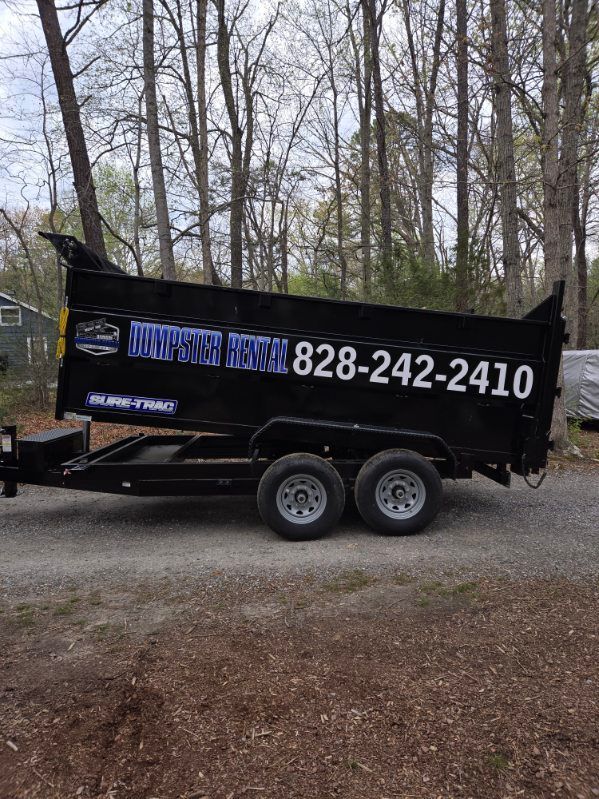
[486,752,510,771]
[53,596,81,617]
[567,418,582,449]
[92,623,111,640]
[92,622,127,641]
[393,572,414,586]
[416,580,479,604]
[419,580,445,594]
[439,581,479,598]
[15,605,36,627]
[324,569,373,594]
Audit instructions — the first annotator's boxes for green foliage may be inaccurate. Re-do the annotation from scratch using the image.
[567,418,582,448]
[588,257,599,348]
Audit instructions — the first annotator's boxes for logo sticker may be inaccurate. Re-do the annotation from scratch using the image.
[75,318,119,355]
[85,392,178,415]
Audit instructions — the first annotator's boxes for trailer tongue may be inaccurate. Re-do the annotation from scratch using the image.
[1,236,566,540]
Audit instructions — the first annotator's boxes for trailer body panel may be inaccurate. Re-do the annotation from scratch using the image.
[55,269,564,471]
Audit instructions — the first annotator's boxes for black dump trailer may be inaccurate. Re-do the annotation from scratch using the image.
[0,235,566,540]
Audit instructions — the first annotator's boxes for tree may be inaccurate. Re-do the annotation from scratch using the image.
[36,0,107,258]
[399,0,446,274]
[142,0,177,280]
[196,0,216,285]
[365,0,393,286]
[455,0,469,311]
[557,0,588,334]
[489,0,523,316]
[349,0,373,299]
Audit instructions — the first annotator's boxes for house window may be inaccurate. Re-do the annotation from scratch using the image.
[0,306,22,326]
[26,336,48,364]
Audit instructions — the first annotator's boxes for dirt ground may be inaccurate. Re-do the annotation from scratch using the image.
[1,575,598,799]
[1,414,598,798]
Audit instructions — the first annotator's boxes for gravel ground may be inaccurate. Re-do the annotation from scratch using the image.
[1,467,598,597]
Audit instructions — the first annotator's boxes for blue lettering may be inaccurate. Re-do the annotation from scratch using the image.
[226,333,241,367]
[189,328,201,363]
[258,337,270,371]
[152,325,170,360]
[267,339,282,373]
[140,323,153,358]
[166,326,180,361]
[247,336,260,370]
[129,321,142,357]
[178,328,192,363]
[208,331,222,365]
[239,335,251,369]
[278,339,288,373]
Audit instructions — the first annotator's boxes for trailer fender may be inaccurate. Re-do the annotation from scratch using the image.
[249,416,457,475]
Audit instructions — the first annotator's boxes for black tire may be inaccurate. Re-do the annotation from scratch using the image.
[354,449,442,535]
[1,482,17,498]
[257,453,345,541]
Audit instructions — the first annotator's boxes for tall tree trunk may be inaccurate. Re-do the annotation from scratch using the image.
[142,0,176,280]
[575,154,590,349]
[196,0,216,285]
[401,0,444,273]
[366,0,393,287]
[455,0,469,311]
[280,199,289,294]
[557,0,587,336]
[36,0,107,258]
[420,0,445,272]
[216,0,244,288]
[355,1,372,301]
[332,79,348,298]
[490,0,523,316]
[132,96,144,276]
[542,0,568,451]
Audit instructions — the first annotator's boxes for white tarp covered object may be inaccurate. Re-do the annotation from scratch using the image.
[563,350,599,420]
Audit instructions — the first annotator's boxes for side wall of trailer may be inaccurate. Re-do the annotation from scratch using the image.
[55,270,565,472]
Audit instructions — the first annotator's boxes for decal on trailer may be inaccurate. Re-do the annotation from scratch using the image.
[75,318,119,355]
[289,341,535,400]
[123,319,536,401]
[128,321,288,374]
[85,393,177,415]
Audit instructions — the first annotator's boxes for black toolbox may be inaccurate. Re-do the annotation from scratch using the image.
[18,429,84,473]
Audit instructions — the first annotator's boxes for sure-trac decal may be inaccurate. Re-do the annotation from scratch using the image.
[85,392,177,415]
[75,318,119,355]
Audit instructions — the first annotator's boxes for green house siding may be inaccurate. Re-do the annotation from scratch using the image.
[0,295,57,372]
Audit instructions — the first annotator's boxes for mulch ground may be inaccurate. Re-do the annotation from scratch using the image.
[8,407,174,450]
[1,577,598,799]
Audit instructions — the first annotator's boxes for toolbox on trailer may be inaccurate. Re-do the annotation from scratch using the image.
[0,234,566,540]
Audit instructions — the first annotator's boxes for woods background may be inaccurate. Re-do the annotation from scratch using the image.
[0,0,597,435]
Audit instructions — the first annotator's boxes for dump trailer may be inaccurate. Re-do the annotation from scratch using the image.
[0,235,566,540]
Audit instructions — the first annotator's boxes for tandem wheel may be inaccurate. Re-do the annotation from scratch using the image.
[354,449,442,535]
[257,453,345,541]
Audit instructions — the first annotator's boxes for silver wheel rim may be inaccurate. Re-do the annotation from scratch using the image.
[276,474,327,525]
[375,469,426,519]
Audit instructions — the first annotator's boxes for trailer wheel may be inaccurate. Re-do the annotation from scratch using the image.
[257,454,345,541]
[355,450,442,535]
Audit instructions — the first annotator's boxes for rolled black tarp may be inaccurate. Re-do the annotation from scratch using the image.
[39,232,125,275]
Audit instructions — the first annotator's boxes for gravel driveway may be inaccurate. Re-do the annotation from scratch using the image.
[1,468,597,596]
